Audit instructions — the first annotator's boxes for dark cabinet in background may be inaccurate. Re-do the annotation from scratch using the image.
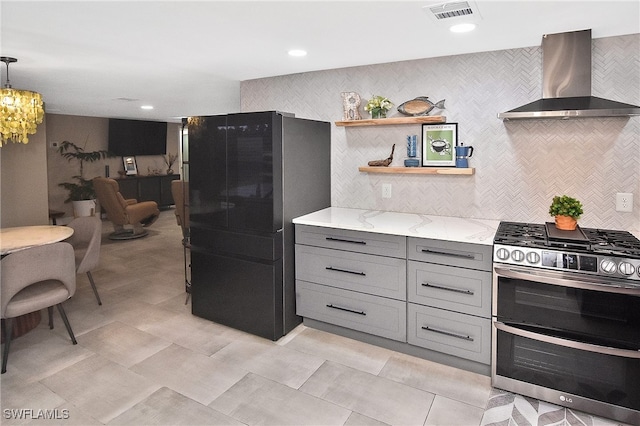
[115,174,179,207]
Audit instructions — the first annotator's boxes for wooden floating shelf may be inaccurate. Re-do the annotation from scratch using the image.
[335,116,446,127]
[358,167,475,175]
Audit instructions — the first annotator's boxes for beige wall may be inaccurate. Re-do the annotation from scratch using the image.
[0,118,49,227]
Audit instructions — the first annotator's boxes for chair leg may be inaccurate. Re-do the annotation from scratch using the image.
[48,306,54,329]
[2,318,13,374]
[87,272,102,305]
[55,304,77,345]
[183,243,191,305]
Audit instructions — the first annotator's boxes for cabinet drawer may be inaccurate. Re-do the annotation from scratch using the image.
[295,245,406,300]
[407,261,491,317]
[296,281,407,342]
[407,237,492,271]
[407,303,490,364]
[295,225,406,258]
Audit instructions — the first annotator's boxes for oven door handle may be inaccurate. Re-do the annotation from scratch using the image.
[494,266,640,295]
[494,321,640,359]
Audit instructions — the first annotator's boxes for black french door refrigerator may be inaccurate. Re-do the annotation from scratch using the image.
[187,111,331,340]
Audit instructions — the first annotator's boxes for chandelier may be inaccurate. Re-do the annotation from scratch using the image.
[1,57,44,146]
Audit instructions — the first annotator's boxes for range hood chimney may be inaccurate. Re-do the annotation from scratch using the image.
[498,29,640,120]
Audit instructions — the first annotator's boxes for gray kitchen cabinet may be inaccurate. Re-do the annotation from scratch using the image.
[295,244,406,300]
[295,225,407,342]
[406,237,493,365]
[407,261,491,318]
[407,237,492,270]
[295,224,406,258]
[294,222,494,375]
[296,281,407,341]
[407,304,491,364]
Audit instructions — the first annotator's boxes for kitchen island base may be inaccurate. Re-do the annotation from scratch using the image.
[302,318,490,376]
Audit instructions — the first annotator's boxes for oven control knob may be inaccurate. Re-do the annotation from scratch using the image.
[511,250,525,262]
[496,248,510,260]
[617,262,635,276]
[600,259,617,274]
[525,252,540,264]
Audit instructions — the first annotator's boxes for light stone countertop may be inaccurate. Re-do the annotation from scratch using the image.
[293,207,500,246]
[0,225,74,255]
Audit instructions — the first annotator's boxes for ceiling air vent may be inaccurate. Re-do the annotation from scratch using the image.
[429,1,473,19]
[423,1,482,24]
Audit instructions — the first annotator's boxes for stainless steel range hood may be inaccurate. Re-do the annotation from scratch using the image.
[498,29,640,120]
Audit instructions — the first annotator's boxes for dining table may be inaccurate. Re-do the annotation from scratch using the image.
[0,225,74,256]
[0,225,75,342]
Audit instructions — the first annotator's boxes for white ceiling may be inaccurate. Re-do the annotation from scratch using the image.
[2,1,639,123]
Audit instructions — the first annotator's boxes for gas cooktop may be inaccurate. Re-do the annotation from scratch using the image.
[493,221,640,281]
[494,221,640,258]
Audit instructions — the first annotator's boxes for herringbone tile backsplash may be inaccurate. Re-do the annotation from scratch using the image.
[242,34,640,234]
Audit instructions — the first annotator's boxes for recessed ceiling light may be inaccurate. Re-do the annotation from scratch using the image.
[141,105,154,110]
[288,49,307,57]
[450,23,476,33]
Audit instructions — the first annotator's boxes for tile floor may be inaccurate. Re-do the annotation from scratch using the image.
[0,211,627,425]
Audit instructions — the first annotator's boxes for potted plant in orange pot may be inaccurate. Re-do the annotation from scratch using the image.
[549,195,583,230]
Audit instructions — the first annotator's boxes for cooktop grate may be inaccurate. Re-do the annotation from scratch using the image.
[495,221,640,257]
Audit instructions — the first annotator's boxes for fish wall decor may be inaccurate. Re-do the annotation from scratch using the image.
[397,96,445,116]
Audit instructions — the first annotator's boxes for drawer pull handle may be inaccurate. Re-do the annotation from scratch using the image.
[422,283,474,295]
[326,304,366,316]
[421,325,474,341]
[325,266,366,276]
[326,237,367,245]
[421,249,475,260]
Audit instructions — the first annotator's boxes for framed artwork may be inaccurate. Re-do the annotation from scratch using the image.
[123,156,138,175]
[422,123,457,167]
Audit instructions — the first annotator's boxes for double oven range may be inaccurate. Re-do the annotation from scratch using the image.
[492,222,640,424]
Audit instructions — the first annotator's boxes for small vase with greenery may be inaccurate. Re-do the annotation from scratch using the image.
[57,140,113,203]
[549,195,583,230]
[364,95,393,119]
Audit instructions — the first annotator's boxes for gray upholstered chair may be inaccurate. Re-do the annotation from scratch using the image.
[1,242,78,374]
[67,216,103,305]
[93,177,160,240]
[171,180,191,303]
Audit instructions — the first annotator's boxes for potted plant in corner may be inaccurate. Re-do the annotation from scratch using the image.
[57,140,113,217]
[549,195,584,231]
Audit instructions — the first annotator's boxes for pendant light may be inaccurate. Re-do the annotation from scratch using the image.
[0,57,45,146]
